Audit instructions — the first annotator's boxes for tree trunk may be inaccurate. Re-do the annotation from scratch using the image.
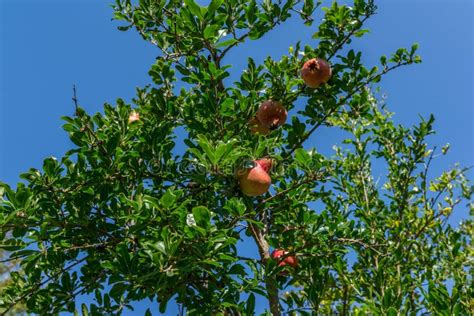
[264,276,281,316]
[248,222,281,316]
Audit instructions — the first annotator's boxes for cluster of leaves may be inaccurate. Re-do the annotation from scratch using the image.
[0,0,472,315]
[0,251,26,316]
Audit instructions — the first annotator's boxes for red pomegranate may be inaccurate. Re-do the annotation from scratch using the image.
[301,58,332,88]
[256,100,287,130]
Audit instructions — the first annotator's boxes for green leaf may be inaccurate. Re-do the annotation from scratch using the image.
[204,25,220,39]
[197,134,216,164]
[94,290,102,305]
[219,253,236,262]
[354,29,370,37]
[154,241,167,255]
[110,282,127,303]
[207,0,223,15]
[248,28,263,40]
[246,293,256,314]
[117,25,132,31]
[184,0,203,19]
[159,299,168,313]
[216,38,239,48]
[386,307,397,316]
[192,206,211,228]
[81,303,89,316]
[214,141,235,163]
[43,156,59,176]
[0,183,5,197]
[175,64,191,76]
[245,1,257,24]
[220,98,235,116]
[294,148,311,169]
[225,197,246,217]
[160,190,176,208]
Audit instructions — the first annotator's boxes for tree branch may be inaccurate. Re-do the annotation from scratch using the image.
[72,84,79,116]
[327,12,375,61]
[247,222,281,316]
[284,60,412,158]
[257,170,329,213]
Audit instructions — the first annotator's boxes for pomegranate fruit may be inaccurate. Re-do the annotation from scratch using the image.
[255,158,272,173]
[256,100,287,130]
[301,58,332,88]
[236,159,272,196]
[271,249,298,268]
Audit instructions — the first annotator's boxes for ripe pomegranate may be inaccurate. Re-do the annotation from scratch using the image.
[256,100,287,130]
[301,58,332,88]
[271,249,298,268]
[255,158,272,173]
[236,159,272,196]
[128,111,140,123]
[249,117,270,135]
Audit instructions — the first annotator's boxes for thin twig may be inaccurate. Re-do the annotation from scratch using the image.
[327,12,374,61]
[217,14,287,63]
[237,255,259,262]
[260,171,328,207]
[421,146,437,213]
[334,237,383,255]
[72,85,79,116]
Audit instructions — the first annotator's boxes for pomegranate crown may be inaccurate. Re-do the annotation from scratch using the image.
[256,158,272,173]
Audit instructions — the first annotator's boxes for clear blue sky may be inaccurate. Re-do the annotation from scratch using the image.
[0,0,472,314]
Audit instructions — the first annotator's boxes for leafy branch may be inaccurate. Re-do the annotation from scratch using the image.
[284,59,414,158]
[1,257,88,316]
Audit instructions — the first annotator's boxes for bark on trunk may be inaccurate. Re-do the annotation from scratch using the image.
[248,223,281,316]
[264,276,281,316]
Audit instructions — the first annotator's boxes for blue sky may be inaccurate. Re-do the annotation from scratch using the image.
[0,0,472,314]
